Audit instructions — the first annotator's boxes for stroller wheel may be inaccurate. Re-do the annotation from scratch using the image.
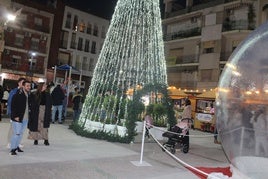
[170,148,176,154]
[182,144,189,153]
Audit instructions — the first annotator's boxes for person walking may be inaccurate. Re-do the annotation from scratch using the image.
[72,87,83,122]
[1,86,10,115]
[181,98,193,128]
[28,82,52,145]
[61,80,68,121]
[6,77,26,148]
[51,84,65,124]
[182,99,192,119]
[10,80,31,155]
[252,106,268,156]
[144,113,153,138]
[0,85,4,121]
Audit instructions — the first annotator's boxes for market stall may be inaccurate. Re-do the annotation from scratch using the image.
[194,90,216,131]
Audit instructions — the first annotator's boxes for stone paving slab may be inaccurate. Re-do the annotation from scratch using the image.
[0,118,229,179]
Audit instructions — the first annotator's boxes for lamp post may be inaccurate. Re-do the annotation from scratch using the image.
[27,52,36,77]
[30,52,36,71]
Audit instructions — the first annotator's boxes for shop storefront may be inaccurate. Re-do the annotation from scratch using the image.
[0,72,45,89]
[168,87,216,132]
[194,90,216,132]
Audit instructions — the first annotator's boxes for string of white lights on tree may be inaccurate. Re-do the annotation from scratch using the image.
[78,0,167,131]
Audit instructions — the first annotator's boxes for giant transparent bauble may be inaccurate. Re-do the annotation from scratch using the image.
[217,21,268,178]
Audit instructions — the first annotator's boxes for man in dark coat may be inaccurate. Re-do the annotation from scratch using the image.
[6,77,26,149]
[51,84,65,124]
[10,80,31,155]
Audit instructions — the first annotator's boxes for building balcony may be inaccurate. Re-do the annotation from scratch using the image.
[164,27,201,41]
[1,60,45,75]
[167,65,198,73]
[77,45,83,51]
[165,8,189,18]
[168,79,198,89]
[84,48,90,52]
[30,45,39,51]
[167,55,199,67]
[70,42,77,49]
[220,51,233,62]
[20,21,50,33]
[4,37,47,54]
[165,0,238,18]
[34,24,50,33]
[191,0,225,12]
[178,81,198,89]
[91,49,96,54]
[222,20,254,32]
[59,40,68,49]
[65,21,71,29]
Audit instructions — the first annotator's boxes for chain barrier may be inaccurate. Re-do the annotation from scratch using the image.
[150,124,218,137]
[146,125,228,179]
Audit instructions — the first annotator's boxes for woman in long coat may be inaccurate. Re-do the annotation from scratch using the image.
[28,83,52,145]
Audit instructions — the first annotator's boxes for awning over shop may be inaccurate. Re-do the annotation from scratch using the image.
[196,90,216,99]
[168,89,188,99]
[56,64,80,74]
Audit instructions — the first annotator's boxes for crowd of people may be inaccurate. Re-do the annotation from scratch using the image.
[0,77,83,156]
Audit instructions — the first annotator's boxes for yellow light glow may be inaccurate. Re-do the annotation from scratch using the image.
[6,14,16,21]
[38,78,45,83]
[218,88,229,93]
[232,70,241,76]
[0,73,7,78]
[167,86,176,90]
[226,62,237,70]
[245,91,252,95]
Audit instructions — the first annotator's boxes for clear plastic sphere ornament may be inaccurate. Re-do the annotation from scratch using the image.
[216,21,268,179]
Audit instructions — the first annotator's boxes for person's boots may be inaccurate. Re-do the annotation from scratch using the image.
[16,147,23,152]
[34,140,38,145]
[10,149,17,155]
[44,140,49,146]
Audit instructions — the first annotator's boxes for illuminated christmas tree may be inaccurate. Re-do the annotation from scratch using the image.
[75,0,175,142]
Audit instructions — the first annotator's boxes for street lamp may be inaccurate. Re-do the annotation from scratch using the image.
[0,8,20,74]
[5,13,16,25]
[26,52,36,77]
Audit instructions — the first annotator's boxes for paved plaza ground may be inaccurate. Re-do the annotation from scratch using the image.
[0,118,229,179]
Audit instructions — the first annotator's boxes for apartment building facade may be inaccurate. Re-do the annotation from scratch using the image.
[0,0,12,76]
[163,0,268,90]
[1,0,54,88]
[56,6,109,90]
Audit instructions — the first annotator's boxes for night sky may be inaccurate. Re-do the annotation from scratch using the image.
[64,0,165,19]
[64,0,118,19]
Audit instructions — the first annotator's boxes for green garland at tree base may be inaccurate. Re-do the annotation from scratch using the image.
[69,122,133,143]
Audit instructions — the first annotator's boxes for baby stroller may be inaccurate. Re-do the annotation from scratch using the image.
[162,118,191,154]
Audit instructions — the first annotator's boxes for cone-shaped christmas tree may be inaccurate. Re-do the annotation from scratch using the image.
[76,0,175,142]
